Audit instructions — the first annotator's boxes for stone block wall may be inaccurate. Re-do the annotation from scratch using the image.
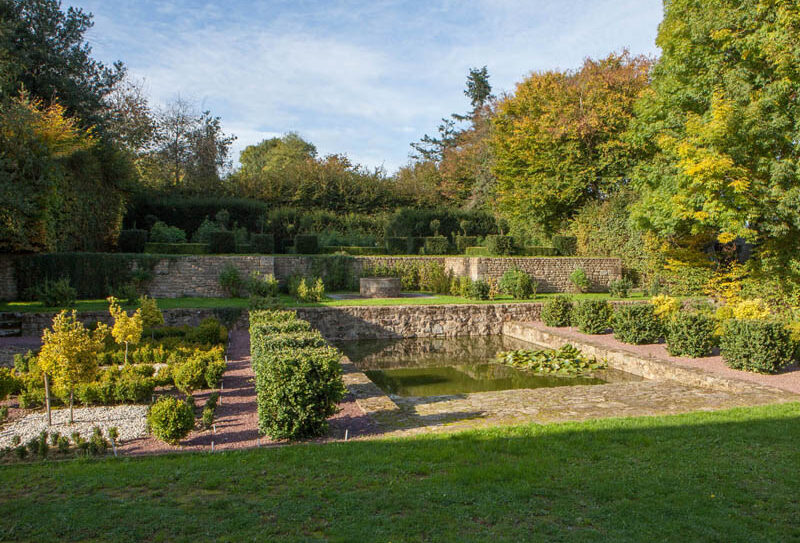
[475,257,622,292]
[147,256,274,298]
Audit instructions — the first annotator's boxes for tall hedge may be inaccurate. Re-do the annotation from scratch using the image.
[384,208,497,239]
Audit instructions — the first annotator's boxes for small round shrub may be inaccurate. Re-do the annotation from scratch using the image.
[147,397,195,445]
[466,279,490,300]
[608,278,632,298]
[720,319,794,374]
[499,268,537,299]
[572,300,613,334]
[173,356,206,396]
[541,295,573,327]
[612,304,663,344]
[666,313,716,357]
[569,268,590,293]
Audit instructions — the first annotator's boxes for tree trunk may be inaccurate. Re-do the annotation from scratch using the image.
[124,342,129,364]
[43,373,52,427]
[69,388,74,424]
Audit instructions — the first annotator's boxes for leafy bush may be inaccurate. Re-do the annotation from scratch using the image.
[0,368,21,401]
[455,235,478,253]
[118,229,148,253]
[208,231,236,254]
[294,235,320,254]
[552,235,577,256]
[498,268,537,299]
[173,356,207,396]
[520,246,559,256]
[418,262,452,294]
[666,313,716,357]
[384,208,497,239]
[110,283,139,306]
[248,295,282,310]
[29,278,76,307]
[219,263,244,297]
[144,242,208,254]
[485,235,515,256]
[185,318,227,345]
[465,246,491,256]
[572,300,613,334]
[541,295,574,327]
[247,272,279,297]
[422,236,450,255]
[651,295,682,322]
[569,268,590,292]
[251,233,274,254]
[612,304,663,344]
[290,277,325,303]
[720,319,794,373]
[408,236,426,255]
[467,280,491,300]
[147,397,195,445]
[608,278,633,298]
[385,237,407,254]
[149,221,187,243]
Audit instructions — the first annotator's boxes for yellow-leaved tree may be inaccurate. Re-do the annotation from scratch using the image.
[108,297,143,364]
[38,311,108,424]
[139,295,164,337]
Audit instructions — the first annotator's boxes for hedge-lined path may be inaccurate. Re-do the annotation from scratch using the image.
[117,330,378,456]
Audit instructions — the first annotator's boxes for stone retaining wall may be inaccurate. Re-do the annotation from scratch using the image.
[148,256,274,298]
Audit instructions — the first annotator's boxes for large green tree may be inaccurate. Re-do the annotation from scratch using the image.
[630,0,800,280]
[491,51,651,237]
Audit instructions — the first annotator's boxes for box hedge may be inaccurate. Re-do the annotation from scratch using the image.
[485,235,515,256]
[455,235,478,254]
[552,235,577,256]
[320,246,383,255]
[385,237,408,255]
[144,242,207,255]
[666,313,716,357]
[118,229,148,253]
[720,319,794,373]
[251,233,274,254]
[294,234,320,255]
[612,304,663,344]
[541,295,574,327]
[573,300,613,334]
[209,231,237,254]
[422,236,450,255]
[465,246,491,257]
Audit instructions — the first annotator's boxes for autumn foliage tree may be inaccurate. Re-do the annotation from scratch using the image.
[38,310,107,424]
[108,297,143,364]
[491,51,652,237]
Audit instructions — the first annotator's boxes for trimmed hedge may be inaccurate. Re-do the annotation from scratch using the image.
[720,319,794,374]
[385,237,407,255]
[573,300,613,334]
[407,236,425,255]
[118,229,148,253]
[498,268,537,299]
[423,236,450,255]
[519,246,558,256]
[144,243,207,255]
[249,310,345,439]
[541,295,573,327]
[251,233,274,254]
[485,235,515,256]
[665,313,716,357]
[612,304,663,344]
[320,246,383,255]
[552,235,577,256]
[294,235,320,254]
[455,235,478,253]
[208,231,236,254]
[147,396,195,445]
[465,246,491,257]
[15,253,162,300]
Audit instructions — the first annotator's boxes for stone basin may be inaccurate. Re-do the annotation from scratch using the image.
[360,277,402,298]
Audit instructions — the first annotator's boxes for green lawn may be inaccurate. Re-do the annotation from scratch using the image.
[1,403,799,541]
[0,292,649,313]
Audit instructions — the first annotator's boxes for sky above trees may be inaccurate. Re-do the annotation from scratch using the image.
[77,0,662,171]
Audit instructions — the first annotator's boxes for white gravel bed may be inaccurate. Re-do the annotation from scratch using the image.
[0,405,149,447]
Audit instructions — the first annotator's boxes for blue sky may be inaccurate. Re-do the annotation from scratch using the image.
[78,0,663,173]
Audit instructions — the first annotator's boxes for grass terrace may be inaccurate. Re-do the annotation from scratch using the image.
[1,404,799,541]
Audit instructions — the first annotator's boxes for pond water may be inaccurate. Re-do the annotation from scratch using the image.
[336,336,642,397]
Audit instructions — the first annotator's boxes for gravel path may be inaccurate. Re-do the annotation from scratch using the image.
[0,405,148,447]
[531,324,800,395]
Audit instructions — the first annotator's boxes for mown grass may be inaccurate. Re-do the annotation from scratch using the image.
[0,292,649,313]
[1,403,799,542]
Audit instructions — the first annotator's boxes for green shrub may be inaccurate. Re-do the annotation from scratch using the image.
[498,268,537,299]
[0,368,20,401]
[248,295,282,310]
[552,235,577,256]
[666,313,716,357]
[29,278,77,307]
[520,246,559,256]
[485,235,515,256]
[407,236,425,255]
[251,233,274,254]
[320,246,383,256]
[253,344,346,440]
[202,406,215,429]
[720,319,794,373]
[465,246,491,257]
[450,276,472,297]
[422,236,450,255]
[612,304,663,344]
[219,263,244,297]
[467,280,490,300]
[569,267,590,292]
[144,242,207,254]
[289,277,325,303]
[572,300,613,334]
[455,235,478,253]
[118,229,148,253]
[294,235,320,254]
[208,231,236,254]
[608,277,633,298]
[173,356,206,396]
[150,221,187,243]
[147,397,195,445]
[419,262,452,294]
[385,237,408,254]
[541,295,574,327]
[247,271,279,297]
[185,318,227,345]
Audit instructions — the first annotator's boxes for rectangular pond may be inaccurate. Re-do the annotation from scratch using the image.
[336,336,642,397]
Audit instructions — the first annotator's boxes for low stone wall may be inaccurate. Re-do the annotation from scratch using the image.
[148,256,274,298]
[475,257,622,292]
[5,307,248,337]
